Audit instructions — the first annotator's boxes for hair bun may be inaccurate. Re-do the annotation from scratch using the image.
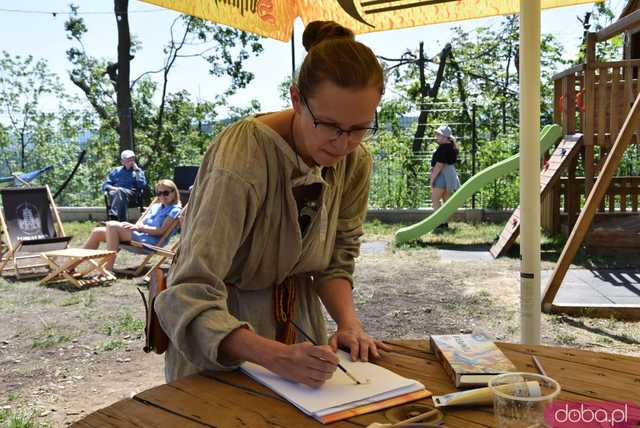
[302,21,355,52]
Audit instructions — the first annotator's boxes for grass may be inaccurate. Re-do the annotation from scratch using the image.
[596,336,614,345]
[100,338,126,352]
[364,219,506,247]
[555,331,578,345]
[0,408,50,428]
[101,312,144,336]
[60,295,82,307]
[31,323,74,349]
[363,219,408,237]
[361,218,631,269]
[53,220,635,269]
[63,221,98,246]
[60,291,95,308]
[393,221,504,248]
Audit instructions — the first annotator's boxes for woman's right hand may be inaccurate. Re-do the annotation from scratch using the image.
[268,342,339,388]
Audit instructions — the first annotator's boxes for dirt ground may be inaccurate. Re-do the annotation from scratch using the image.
[1,228,639,427]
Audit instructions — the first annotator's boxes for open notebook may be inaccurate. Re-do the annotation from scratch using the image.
[241,350,431,424]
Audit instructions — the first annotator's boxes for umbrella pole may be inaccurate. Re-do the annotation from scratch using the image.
[291,28,296,79]
[519,0,542,345]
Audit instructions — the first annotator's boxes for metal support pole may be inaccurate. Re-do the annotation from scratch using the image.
[519,0,541,345]
[291,28,296,80]
[471,103,477,209]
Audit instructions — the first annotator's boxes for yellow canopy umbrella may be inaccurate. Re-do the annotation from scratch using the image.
[140,0,601,345]
[140,0,597,42]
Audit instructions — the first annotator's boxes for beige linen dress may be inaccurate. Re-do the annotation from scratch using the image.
[155,116,372,382]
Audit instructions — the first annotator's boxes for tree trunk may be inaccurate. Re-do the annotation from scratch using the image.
[412,42,427,154]
[115,0,132,153]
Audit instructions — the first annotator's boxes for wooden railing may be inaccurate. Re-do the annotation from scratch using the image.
[558,176,640,214]
[553,60,640,146]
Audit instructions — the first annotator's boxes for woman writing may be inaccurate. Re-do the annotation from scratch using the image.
[155,21,390,387]
[430,125,460,229]
[83,179,182,272]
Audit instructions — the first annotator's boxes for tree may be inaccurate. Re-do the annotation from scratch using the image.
[64,5,264,183]
[369,17,569,209]
[114,0,133,153]
[575,1,623,63]
[0,52,64,170]
[0,51,104,205]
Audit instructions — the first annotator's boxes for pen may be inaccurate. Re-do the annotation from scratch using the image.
[289,320,362,385]
[532,356,547,377]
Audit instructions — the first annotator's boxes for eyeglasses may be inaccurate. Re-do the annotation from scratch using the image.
[156,190,174,197]
[300,94,378,141]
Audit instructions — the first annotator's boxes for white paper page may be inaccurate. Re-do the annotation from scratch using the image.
[315,382,425,417]
[240,350,424,415]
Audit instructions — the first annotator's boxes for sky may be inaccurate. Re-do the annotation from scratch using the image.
[0,1,628,118]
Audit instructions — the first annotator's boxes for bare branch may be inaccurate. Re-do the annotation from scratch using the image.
[175,46,217,58]
[130,67,166,89]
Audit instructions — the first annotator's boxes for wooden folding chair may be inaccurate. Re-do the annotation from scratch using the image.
[139,238,179,283]
[0,186,72,279]
[116,202,186,277]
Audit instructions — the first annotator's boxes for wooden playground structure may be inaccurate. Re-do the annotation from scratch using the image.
[545,9,640,318]
[491,8,640,319]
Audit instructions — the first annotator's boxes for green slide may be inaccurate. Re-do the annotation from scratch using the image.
[394,124,563,243]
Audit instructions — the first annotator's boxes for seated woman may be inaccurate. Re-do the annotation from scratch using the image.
[84,179,182,272]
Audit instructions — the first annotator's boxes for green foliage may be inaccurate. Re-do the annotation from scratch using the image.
[363,220,406,236]
[102,312,144,336]
[60,295,82,307]
[0,50,106,205]
[2,3,636,212]
[412,221,504,246]
[31,325,72,349]
[62,7,265,193]
[100,338,126,352]
[0,52,63,171]
[368,125,429,208]
[0,408,49,428]
[370,16,571,209]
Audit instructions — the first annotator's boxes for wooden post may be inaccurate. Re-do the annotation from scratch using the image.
[578,73,585,133]
[584,33,596,196]
[552,181,561,234]
[543,92,640,310]
[46,185,65,237]
[566,155,578,230]
[633,177,639,212]
[561,77,570,134]
[566,74,576,134]
[541,192,553,233]
[554,78,562,126]
[598,67,608,147]
[610,66,621,143]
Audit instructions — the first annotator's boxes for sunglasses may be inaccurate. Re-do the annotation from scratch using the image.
[156,189,174,197]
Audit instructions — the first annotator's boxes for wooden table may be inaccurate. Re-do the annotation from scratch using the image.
[72,340,640,427]
[40,248,116,288]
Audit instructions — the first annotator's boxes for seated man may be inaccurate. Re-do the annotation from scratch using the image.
[103,150,147,221]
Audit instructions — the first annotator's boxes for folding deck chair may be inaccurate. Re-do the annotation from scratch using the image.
[116,201,187,277]
[138,238,180,283]
[0,186,72,278]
